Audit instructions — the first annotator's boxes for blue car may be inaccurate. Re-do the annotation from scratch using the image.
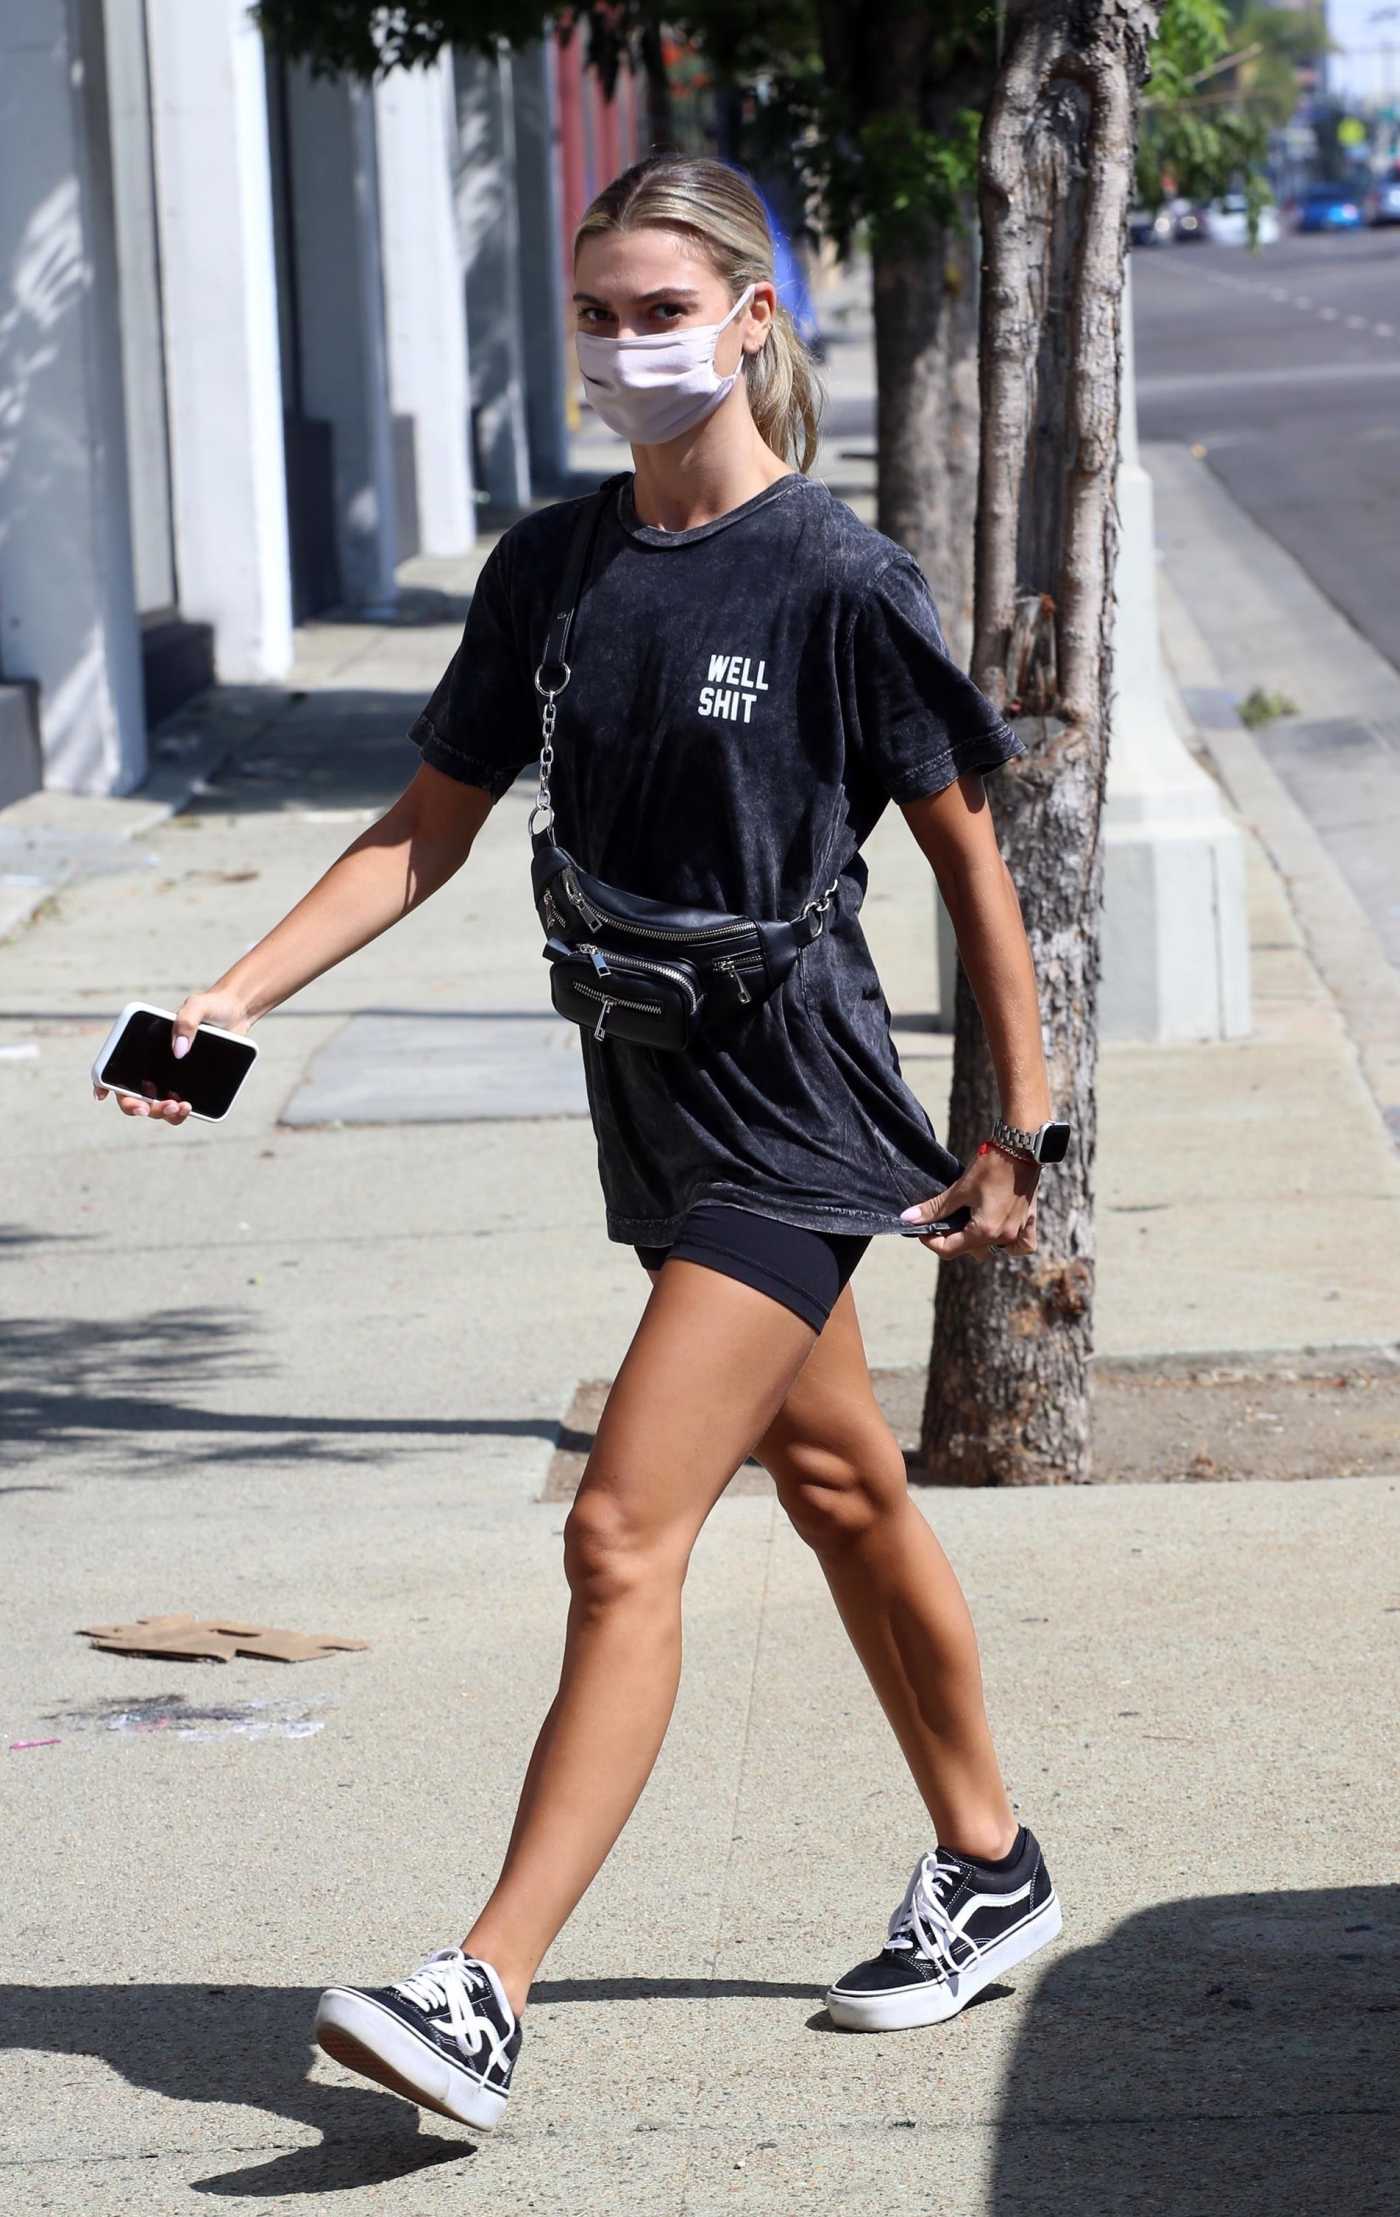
[1365,164,1400,226]
[1294,183,1365,233]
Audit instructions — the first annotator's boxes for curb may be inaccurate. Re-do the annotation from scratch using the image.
[1150,448,1400,1146]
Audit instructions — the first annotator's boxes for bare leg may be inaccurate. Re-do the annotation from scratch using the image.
[462,1261,816,2016]
[752,1283,1017,1862]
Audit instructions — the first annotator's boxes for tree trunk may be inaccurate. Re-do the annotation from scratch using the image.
[921,0,1161,1486]
[871,211,981,664]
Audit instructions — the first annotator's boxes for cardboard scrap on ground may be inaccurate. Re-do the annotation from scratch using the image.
[78,1615,370,1664]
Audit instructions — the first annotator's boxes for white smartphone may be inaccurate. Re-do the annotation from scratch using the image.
[91,1002,258,1123]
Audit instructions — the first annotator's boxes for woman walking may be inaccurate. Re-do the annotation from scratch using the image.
[98,156,1066,2132]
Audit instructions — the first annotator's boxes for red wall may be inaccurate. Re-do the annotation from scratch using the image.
[556,30,642,273]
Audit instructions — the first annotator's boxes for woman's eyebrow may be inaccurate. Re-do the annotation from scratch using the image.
[572,287,702,306]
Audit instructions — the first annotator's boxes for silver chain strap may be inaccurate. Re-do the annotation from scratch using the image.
[530,648,839,935]
[798,876,841,937]
[528,661,567,837]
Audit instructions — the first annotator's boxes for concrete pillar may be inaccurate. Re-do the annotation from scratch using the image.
[935,266,1251,1043]
[281,67,398,609]
[374,50,475,557]
[452,48,532,511]
[1099,263,1251,1041]
[145,0,292,681]
[511,41,571,491]
[104,0,175,617]
[0,0,145,794]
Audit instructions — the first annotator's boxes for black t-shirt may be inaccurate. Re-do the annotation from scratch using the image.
[410,470,1022,1244]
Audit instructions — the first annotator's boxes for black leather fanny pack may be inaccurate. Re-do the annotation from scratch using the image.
[528,477,838,1051]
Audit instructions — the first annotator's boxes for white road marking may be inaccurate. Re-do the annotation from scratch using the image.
[1138,359,1400,397]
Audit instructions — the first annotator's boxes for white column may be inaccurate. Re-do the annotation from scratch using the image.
[374,51,475,556]
[453,47,532,511]
[282,67,398,609]
[145,0,293,680]
[0,0,145,794]
[1100,262,1251,1040]
[105,0,176,617]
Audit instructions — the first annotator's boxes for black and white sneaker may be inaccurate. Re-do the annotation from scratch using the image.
[826,1826,1061,2031]
[314,1946,521,2131]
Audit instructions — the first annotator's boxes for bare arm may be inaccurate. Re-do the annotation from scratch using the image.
[896,772,1050,1259]
[97,762,495,1123]
[208,762,493,1024]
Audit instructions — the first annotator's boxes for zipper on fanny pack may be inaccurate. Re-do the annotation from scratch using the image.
[573,984,664,1043]
[577,943,699,1005]
[713,955,764,1005]
[562,867,756,949]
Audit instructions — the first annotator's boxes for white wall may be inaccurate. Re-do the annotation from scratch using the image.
[0,0,145,793]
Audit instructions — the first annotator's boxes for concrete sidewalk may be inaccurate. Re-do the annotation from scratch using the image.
[2,285,1397,2211]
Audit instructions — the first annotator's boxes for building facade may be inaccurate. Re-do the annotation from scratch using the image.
[0,1,641,803]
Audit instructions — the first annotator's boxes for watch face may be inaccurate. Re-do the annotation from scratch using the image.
[1039,1121,1072,1164]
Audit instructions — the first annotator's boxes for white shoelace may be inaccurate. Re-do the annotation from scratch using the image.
[392,1948,514,2075]
[885,1852,984,1978]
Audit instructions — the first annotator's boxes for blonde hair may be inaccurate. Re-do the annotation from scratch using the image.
[574,156,824,474]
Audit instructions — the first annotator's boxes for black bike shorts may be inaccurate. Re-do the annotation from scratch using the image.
[634,1199,870,1334]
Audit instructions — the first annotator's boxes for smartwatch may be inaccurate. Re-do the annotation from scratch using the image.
[989,1116,1072,1166]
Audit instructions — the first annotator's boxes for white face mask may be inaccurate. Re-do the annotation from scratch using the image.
[575,284,757,447]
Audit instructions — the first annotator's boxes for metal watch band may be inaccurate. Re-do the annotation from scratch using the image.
[991,1116,1046,1163]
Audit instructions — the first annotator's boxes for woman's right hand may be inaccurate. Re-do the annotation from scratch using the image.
[93,987,251,1125]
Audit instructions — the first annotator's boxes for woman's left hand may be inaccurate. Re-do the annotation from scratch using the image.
[901,1145,1039,1262]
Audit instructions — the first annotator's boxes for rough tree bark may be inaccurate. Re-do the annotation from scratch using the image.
[921,0,1162,1486]
[872,214,982,663]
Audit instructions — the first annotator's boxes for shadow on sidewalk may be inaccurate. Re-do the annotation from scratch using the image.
[991,1884,1399,2217]
[0,1305,561,1475]
[7,1896,1393,2196]
[185,685,439,819]
[0,1972,822,2196]
[0,1981,469,2194]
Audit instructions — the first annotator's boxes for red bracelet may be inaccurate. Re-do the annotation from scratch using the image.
[978,1136,1034,1166]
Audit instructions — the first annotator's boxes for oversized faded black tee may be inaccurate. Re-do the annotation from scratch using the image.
[409,470,1022,1245]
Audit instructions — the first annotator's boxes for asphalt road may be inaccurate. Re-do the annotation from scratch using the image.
[1133,229,1400,976]
[1133,227,1400,673]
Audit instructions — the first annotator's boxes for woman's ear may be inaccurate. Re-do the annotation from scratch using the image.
[744,281,778,353]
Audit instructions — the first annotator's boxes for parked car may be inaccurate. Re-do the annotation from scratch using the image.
[1168,198,1211,242]
[1204,193,1281,246]
[1364,164,1400,226]
[1294,183,1365,233]
[1128,204,1174,247]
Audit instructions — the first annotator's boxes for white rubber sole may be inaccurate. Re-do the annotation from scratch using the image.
[314,1987,509,2132]
[825,1891,1063,2031]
